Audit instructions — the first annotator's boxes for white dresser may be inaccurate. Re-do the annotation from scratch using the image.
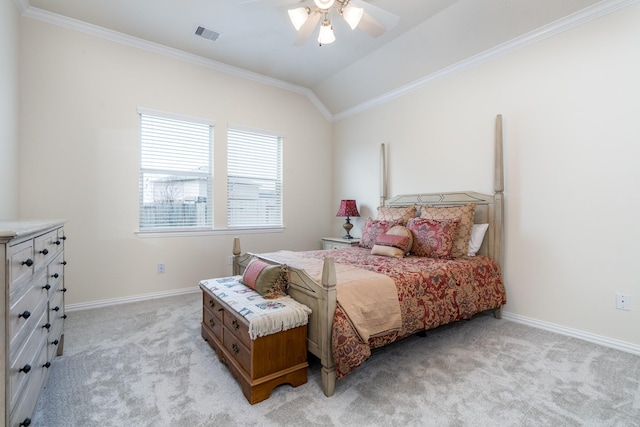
[1,220,67,427]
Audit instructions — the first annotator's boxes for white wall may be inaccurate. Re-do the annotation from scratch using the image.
[334,3,640,346]
[18,19,333,305]
[0,0,19,219]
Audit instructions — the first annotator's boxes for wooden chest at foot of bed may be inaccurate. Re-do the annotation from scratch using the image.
[200,287,308,404]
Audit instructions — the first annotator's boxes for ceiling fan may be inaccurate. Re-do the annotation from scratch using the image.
[289,0,399,46]
[244,0,399,46]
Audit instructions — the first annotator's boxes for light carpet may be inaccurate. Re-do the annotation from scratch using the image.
[32,292,640,426]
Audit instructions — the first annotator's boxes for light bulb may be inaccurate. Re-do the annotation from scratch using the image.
[342,5,363,30]
[288,7,310,31]
[314,0,336,10]
[318,19,335,45]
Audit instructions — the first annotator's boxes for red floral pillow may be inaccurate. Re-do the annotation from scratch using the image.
[407,217,460,259]
[359,218,402,249]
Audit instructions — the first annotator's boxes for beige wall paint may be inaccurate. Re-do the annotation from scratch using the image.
[18,19,333,305]
[334,3,640,346]
[0,0,19,219]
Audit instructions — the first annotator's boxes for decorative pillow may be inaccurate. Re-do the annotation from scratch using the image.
[371,244,405,258]
[420,203,476,259]
[241,258,288,299]
[407,217,460,259]
[376,205,417,226]
[376,225,413,254]
[359,218,402,249]
[468,223,489,256]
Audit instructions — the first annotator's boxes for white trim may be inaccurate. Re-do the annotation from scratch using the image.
[227,123,286,139]
[333,0,640,120]
[135,226,284,238]
[503,311,640,357]
[65,286,201,312]
[137,107,216,127]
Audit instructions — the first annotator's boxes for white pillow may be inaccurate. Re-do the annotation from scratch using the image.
[467,223,489,256]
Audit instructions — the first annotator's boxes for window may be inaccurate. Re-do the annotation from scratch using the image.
[227,126,283,228]
[139,109,213,230]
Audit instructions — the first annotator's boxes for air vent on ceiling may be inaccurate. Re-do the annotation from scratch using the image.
[195,26,221,42]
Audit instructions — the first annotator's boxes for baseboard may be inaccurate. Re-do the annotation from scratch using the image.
[66,286,201,312]
[502,311,640,356]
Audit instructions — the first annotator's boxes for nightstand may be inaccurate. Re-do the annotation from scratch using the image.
[322,237,361,250]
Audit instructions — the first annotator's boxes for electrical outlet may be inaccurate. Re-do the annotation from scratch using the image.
[227,256,233,265]
[616,293,630,311]
[157,263,166,274]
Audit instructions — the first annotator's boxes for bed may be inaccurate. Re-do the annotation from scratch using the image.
[232,115,506,397]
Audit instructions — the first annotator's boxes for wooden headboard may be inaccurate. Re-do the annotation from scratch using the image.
[379,115,504,268]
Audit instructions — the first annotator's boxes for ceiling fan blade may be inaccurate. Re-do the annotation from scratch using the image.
[358,11,387,37]
[293,11,321,46]
[350,0,400,35]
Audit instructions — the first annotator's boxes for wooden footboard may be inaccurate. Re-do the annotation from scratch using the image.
[233,240,338,397]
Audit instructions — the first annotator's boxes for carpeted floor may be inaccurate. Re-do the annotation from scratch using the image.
[32,292,640,426]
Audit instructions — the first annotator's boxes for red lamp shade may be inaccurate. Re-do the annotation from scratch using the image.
[336,200,359,239]
[336,199,360,218]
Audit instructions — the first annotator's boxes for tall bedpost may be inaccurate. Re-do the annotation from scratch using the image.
[380,143,387,207]
[232,237,242,275]
[494,114,505,271]
[320,257,337,396]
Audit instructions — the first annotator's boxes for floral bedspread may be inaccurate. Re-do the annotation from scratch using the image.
[300,247,507,378]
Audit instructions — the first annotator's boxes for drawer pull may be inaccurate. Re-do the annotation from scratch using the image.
[22,258,34,267]
[61,287,68,293]
[232,343,239,354]
[231,319,239,330]
[61,260,67,265]
[19,364,32,374]
[42,284,51,290]
[20,418,32,427]
[43,322,51,330]
[51,273,59,279]
[62,314,68,319]
[54,240,61,245]
[208,318,215,327]
[61,236,67,240]
[51,340,59,346]
[40,248,49,255]
[43,362,51,368]
[19,310,31,319]
[208,299,215,308]
[52,306,60,312]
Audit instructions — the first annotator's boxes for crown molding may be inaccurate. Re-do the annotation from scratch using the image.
[19,4,333,122]
[18,0,639,123]
[333,0,640,121]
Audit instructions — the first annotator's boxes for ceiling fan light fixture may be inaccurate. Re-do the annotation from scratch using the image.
[314,0,336,9]
[318,19,335,45]
[342,5,364,30]
[288,7,310,31]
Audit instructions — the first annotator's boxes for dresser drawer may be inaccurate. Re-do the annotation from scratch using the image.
[9,238,34,294]
[9,342,49,427]
[222,328,252,375]
[223,309,251,350]
[34,229,60,272]
[48,251,65,289]
[9,272,49,360]
[9,308,49,410]
[202,305,223,343]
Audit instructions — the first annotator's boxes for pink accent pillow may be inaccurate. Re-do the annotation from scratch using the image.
[376,233,411,252]
[242,259,269,290]
[359,218,402,249]
[407,217,460,259]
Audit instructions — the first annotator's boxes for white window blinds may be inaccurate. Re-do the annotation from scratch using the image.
[227,126,283,228]
[139,110,213,229]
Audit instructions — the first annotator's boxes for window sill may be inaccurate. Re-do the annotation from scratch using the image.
[135,227,285,238]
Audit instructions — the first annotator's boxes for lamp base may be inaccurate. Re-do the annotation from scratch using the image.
[342,217,354,239]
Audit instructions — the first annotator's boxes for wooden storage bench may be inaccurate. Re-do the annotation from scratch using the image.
[199,276,311,404]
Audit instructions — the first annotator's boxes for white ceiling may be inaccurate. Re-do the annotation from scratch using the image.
[22,0,605,116]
